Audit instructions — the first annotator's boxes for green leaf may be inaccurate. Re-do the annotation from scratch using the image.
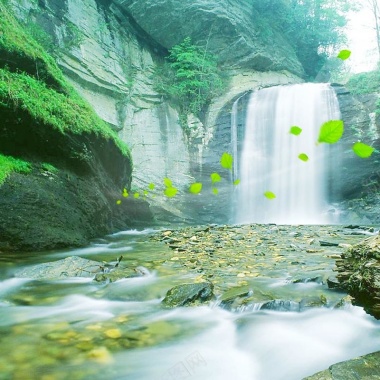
[164,187,178,198]
[352,142,375,158]
[134,192,140,198]
[122,188,129,198]
[116,200,122,205]
[220,152,233,170]
[337,49,351,60]
[148,183,155,190]
[298,153,309,162]
[264,191,276,200]
[233,179,241,185]
[317,120,344,144]
[210,172,222,183]
[212,187,219,195]
[163,177,172,187]
[189,182,202,194]
[290,126,302,136]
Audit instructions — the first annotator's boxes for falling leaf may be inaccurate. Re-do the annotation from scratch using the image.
[233,179,241,185]
[210,172,222,183]
[352,142,375,158]
[317,120,344,144]
[189,182,202,194]
[337,49,351,60]
[212,187,219,195]
[264,191,276,200]
[164,187,178,198]
[298,153,309,162]
[163,177,172,187]
[290,126,302,136]
[116,200,122,205]
[122,188,129,197]
[220,152,233,170]
[134,192,140,198]
[148,183,155,190]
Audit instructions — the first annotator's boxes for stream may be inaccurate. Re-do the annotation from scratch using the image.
[1,226,380,380]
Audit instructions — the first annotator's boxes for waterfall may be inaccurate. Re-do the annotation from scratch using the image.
[235,83,341,225]
[231,97,239,182]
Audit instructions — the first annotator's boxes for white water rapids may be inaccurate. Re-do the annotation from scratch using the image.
[235,83,341,224]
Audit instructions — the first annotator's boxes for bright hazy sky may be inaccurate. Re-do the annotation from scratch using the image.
[346,1,378,73]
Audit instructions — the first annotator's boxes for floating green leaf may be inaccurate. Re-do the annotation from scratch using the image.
[116,200,122,205]
[134,192,140,198]
[298,153,309,162]
[164,187,178,198]
[264,191,276,200]
[212,187,219,195]
[317,120,344,144]
[163,178,173,187]
[352,142,375,158]
[233,179,241,185]
[210,172,222,183]
[189,182,202,194]
[337,49,351,60]
[220,152,233,170]
[148,183,155,190]
[290,126,302,136]
[122,188,129,198]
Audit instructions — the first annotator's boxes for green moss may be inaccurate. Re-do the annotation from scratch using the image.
[0,1,131,160]
[346,69,380,95]
[41,163,58,173]
[0,153,31,184]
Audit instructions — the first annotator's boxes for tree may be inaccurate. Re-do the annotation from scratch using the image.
[363,0,380,58]
[252,0,355,78]
[155,37,225,131]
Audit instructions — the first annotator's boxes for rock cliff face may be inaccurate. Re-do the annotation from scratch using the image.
[0,1,153,252]
[8,0,305,224]
[332,85,380,224]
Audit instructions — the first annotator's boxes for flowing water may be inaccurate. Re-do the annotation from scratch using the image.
[1,228,380,380]
[235,83,341,225]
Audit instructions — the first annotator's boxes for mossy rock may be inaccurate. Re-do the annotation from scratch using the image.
[162,282,214,308]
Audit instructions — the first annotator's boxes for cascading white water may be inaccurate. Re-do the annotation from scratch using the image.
[235,83,341,224]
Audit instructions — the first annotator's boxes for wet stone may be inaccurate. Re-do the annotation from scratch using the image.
[162,282,214,308]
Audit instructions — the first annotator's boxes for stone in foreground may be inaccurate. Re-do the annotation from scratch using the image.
[303,350,380,379]
[162,282,214,308]
[335,234,380,319]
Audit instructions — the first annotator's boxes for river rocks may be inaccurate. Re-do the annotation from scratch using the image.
[335,234,380,319]
[303,350,380,380]
[13,256,142,282]
[162,282,214,308]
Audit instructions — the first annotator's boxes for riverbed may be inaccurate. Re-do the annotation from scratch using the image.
[1,224,379,380]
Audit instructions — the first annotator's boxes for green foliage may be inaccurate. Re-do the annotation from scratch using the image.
[264,191,276,200]
[0,154,31,185]
[0,3,130,159]
[290,126,302,136]
[189,182,202,194]
[220,152,233,170]
[298,153,309,162]
[318,120,344,144]
[337,49,351,60]
[346,69,380,95]
[210,172,221,184]
[41,163,58,173]
[252,0,355,78]
[233,179,241,186]
[164,186,178,198]
[352,142,375,158]
[155,37,226,129]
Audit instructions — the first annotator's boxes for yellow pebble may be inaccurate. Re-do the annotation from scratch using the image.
[104,329,122,339]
